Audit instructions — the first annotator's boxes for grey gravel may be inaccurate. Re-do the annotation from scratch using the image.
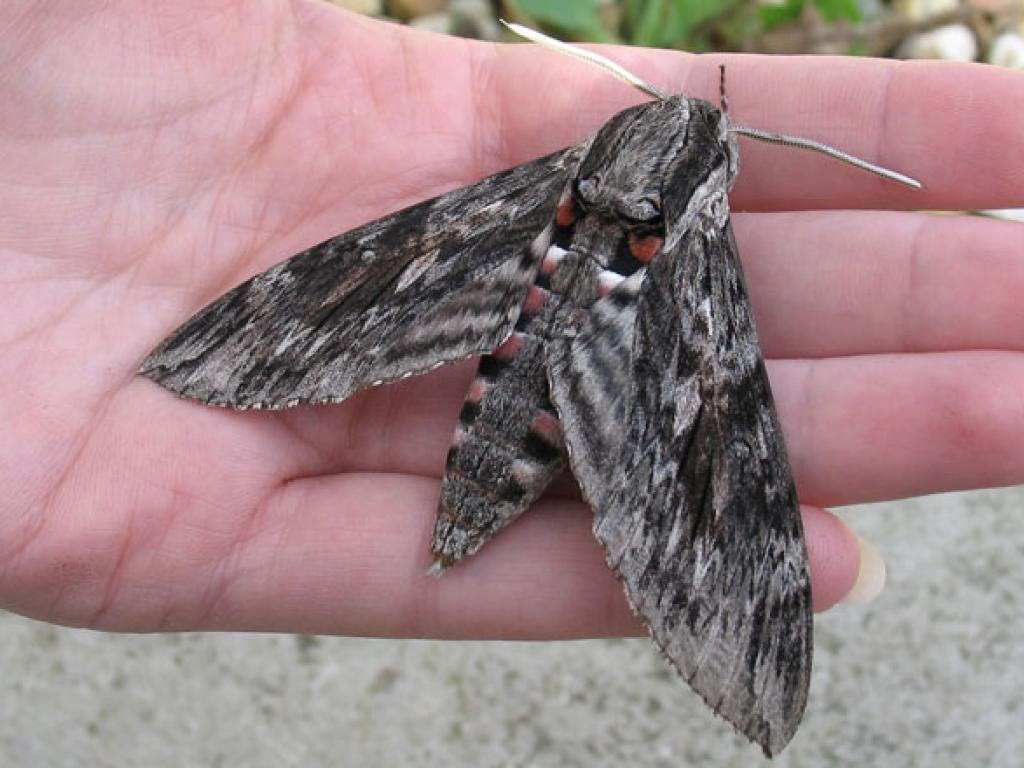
[2,487,1023,767]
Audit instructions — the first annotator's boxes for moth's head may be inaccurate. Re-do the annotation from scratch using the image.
[573,95,738,236]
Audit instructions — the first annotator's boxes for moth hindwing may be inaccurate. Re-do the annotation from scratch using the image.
[140,94,811,756]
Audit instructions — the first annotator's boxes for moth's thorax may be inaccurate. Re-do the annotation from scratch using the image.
[554,212,638,274]
[573,95,737,239]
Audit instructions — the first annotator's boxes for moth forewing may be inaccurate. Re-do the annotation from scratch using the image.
[139,147,582,408]
[547,102,809,757]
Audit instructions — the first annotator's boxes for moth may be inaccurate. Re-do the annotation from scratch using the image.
[139,25,919,756]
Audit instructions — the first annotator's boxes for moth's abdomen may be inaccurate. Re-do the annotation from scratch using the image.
[429,231,584,570]
[430,334,566,571]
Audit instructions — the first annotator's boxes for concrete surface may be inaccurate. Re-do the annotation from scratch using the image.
[2,487,1022,767]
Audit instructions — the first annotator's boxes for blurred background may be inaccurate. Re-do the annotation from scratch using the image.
[333,0,1024,63]
[4,2,1023,767]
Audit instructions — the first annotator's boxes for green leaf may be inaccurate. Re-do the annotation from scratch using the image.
[633,0,669,47]
[512,0,604,34]
[657,5,692,46]
[846,39,869,55]
[812,0,862,22]
[622,0,647,28]
[671,0,740,32]
[758,0,804,30]
[638,0,744,48]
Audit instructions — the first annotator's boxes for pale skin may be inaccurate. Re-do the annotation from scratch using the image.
[2,1,1023,638]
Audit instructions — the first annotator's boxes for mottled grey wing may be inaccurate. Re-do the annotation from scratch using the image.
[140,147,582,409]
[548,222,811,757]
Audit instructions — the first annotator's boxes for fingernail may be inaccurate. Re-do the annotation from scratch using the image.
[843,535,887,604]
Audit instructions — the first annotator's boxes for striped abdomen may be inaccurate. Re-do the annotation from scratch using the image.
[429,194,664,571]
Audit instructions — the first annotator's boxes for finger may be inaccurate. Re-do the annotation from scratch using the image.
[696,57,1024,212]
[213,341,1024,509]
[771,351,1024,506]
[85,474,857,636]
[256,348,1024,510]
[489,39,1024,211]
[734,210,1024,359]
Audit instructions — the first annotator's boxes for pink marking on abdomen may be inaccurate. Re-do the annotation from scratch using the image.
[529,409,564,447]
[450,424,469,447]
[540,245,566,276]
[467,378,489,403]
[521,285,546,315]
[493,332,525,359]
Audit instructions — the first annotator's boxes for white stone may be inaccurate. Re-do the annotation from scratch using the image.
[980,208,1024,223]
[989,31,1024,69]
[898,23,978,61]
[898,0,959,21]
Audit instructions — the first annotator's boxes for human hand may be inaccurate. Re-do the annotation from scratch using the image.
[2,1,1021,637]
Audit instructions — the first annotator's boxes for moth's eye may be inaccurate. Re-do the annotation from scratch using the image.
[637,196,662,220]
[621,196,662,224]
[575,177,599,205]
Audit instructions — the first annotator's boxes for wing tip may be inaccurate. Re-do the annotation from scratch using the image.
[137,358,359,412]
[593,535,810,756]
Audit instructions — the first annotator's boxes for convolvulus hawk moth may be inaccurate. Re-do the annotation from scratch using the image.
[139,26,919,756]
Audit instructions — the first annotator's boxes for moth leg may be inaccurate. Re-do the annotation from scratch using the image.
[429,335,566,573]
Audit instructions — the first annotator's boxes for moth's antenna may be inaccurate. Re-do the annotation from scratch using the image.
[504,21,921,190]
[502,20,668,102]
[730,125,922,189]
[719,65,729,117]
[720,64,918,188]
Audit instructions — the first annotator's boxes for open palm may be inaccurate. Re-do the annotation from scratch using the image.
[2,1,1022,637]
